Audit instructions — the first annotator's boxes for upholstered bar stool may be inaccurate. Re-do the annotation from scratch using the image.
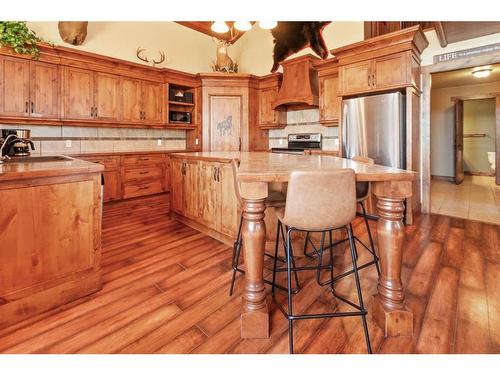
[271,169,372,354]
[229,159,300,296]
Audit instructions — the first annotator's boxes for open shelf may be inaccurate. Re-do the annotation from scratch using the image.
[168,101,195,107]
[166,122,196,130]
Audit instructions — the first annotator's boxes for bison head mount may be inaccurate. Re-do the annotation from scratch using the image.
[58,22,88,46]
[270,21,330,72]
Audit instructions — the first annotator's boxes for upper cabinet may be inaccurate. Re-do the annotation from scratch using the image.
[121,77,142,123]
[141,81,163,124]
[94,72,121,122]
[315,59,341,126]
[332,26,429,97]
[63,66,95,120]
[258,74,286,129]
[0,56,59,119]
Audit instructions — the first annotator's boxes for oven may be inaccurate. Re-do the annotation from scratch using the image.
[271,133,322,154]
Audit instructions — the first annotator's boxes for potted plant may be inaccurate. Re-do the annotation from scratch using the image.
[0,21,40,58]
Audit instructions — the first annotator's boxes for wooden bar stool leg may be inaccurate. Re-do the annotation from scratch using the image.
[229,213,244,296]
[286,226,295,354]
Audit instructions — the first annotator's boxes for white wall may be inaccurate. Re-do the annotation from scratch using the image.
[27,21,217,74]
[463,98,496,173]
[430,81,500,177]
[231,22,364,75]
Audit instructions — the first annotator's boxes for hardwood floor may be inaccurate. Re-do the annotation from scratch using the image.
[1,193,499,354]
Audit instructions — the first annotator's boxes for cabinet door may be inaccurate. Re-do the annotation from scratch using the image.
[121,77,142,123]
[171,159,185,215]
[102,170,121,202]
[218,163,239,237]
[142,81,163,124]
[373,52,408,90]
[164,155,170,192]
[0,56,30,117]
[184,159,199,219]
[319,74,341,124]
[29,61,59,119]
[259,87,278,126]
[198,161,219,229]
[63,66,94,120]
[209,95,242,151]
[94,72,121,121]
[340,60,372,95]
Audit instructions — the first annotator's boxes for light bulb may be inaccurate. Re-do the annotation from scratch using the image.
[234,21,252,31]
[472,68,492,78]
[258,21,278,29]
[211,21,229,34]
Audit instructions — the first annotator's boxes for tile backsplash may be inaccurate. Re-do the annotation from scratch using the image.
[0,124,187,155]
[268,109,339,151]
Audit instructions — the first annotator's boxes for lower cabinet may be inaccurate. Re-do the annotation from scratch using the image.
[80,152,170,202]
[170,157,238,238]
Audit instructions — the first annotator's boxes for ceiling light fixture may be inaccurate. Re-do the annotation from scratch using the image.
[472,67,492,78]
[211,21,229,34]
[258,21,278,30]
[234,21,252,31]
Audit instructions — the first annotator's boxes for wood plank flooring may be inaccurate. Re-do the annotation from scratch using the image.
[1,193,499,354]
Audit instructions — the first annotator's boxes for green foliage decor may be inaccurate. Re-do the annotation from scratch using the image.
[0,21,41,58]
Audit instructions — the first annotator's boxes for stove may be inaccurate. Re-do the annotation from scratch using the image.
[271,133,322,154]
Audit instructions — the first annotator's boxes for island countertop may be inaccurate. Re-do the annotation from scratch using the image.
[0,156,104,182]
[170,151,417,182]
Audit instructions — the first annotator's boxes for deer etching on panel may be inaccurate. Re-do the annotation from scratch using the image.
[217,116,233,137]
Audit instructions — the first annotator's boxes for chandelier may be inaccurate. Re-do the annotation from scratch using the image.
[211,21,278,43]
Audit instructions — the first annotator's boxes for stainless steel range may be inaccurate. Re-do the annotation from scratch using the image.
[271,133,322,155]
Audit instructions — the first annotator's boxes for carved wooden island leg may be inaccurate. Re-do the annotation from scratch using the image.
[372,181,414,337]
[239,182,269,338]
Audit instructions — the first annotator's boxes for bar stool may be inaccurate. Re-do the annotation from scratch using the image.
[271,169,372,354]
[229,159,300,296]
[303,156,380,277]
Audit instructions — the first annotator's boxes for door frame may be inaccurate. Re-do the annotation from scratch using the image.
[420,51,500,213]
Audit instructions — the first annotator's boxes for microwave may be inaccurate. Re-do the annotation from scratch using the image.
[169,111,191,124]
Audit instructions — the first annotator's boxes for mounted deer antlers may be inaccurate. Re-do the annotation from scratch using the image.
[136,47,166,66]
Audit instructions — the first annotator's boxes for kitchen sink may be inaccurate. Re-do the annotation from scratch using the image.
[6,156,72,163]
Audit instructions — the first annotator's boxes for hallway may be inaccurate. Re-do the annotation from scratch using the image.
[431,176,500,224]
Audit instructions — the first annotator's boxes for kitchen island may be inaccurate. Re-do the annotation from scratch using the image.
[0,156,104,328]
[171,151,417,340]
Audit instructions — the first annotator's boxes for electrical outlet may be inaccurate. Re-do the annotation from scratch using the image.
[279,139,284,145]
[65,140,72,148]
[195,138,199,145]
[157,139,162,146]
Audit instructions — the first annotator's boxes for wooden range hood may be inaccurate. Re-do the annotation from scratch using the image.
[273,54,320,110]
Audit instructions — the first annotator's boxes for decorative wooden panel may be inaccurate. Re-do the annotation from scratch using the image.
[103,170,121,202]
[0,56,30,117]
[184,159,199,219]
[63,66,94,120]
[209,95,242,151]
[319,74,341,125]
[171,158,185,215]
[94,72,121,121]
[198,161,219,230]
[30,61,59,119]
[218,163,239,237]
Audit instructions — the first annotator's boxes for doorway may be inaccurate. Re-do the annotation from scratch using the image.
[427,64,500,224]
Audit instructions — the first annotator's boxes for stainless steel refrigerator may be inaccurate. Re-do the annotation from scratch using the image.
[342,92,406,169]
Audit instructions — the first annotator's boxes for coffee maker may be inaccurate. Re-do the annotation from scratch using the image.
[0,129,35,163]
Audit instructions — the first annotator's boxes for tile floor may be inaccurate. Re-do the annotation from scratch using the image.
[431,175,500,225]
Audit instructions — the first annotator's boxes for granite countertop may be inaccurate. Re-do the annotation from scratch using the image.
[0,155,104,182]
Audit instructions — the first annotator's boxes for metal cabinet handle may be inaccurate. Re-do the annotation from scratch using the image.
[30,102,34,113]
[217,167,221,182]
[138,185,149,190]
[94,107,98,118]
[91,107,94,117]
[213,167,217,181]
[25,101,29,113]
[139,171,149,175]
[372,74,376,87]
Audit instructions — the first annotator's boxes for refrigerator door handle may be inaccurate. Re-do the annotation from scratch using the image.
[342,102,349,158]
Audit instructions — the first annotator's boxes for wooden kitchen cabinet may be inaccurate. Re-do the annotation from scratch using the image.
[198,160,219,229]
[333,27,428,97]
[184,159,199,219]
[217,163,239,237]
[120,77,142,123]
[121,153,167,199]
[121,78,163,125]
[0,56,30,117]
[142,81,163,124]
[316,59,341,126]
[0,57,60,119]
[79,155,122,202]
[171,158,185,215]
[257,74,286,129]
[63,66,95,120]
[94,72,121,121]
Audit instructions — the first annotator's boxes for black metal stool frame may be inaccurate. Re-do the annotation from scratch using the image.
[229,213,301,296]
[271,220,372,354]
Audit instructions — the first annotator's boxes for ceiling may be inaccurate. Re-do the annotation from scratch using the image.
[435,22,500,47]
[432,63,500,89]
[176,22,248,43]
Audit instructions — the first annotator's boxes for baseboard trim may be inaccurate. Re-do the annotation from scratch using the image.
[464,171,495,177]
[431,175,454,182]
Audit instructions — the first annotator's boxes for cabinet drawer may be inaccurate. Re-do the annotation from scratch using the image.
[123,180,163,199]
[123,166,163,181]
[81,156,119,170]
[122,154,164,166]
